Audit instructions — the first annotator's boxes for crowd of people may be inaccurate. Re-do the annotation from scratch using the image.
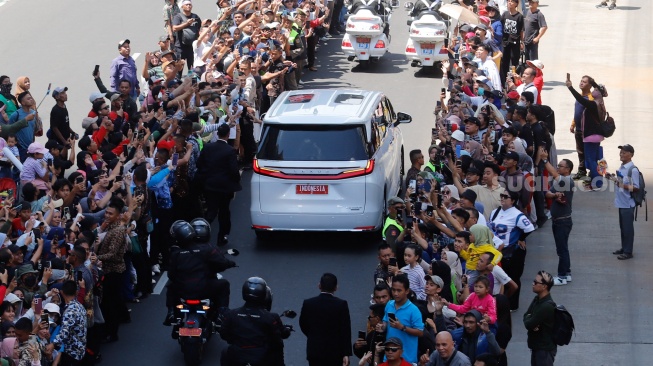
[0,0,642,365]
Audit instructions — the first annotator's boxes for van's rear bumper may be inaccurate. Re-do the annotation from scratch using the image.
[251,211,382,232]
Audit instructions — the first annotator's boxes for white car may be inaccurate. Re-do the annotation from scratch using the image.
[250,89,412,238]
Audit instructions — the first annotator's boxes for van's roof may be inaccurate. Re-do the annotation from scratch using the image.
[263,89,383,124]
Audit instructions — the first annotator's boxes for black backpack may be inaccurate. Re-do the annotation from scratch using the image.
[627,164,647,221]
[547,301,575,346]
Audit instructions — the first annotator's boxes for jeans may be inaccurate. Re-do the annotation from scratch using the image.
[531,349,556,366]
[619,207,635,254]
[525,42,539,60]
[552,217,573,276]
[583,142,603,188]
[574,129,586,172]
[204,190,235,239]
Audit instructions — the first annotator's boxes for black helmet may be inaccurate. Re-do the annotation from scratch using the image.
[242,277,268,304]
[190,218,211,242]
[170,220,195,245]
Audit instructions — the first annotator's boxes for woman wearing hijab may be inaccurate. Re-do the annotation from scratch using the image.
[0,337,18,366]
[441,250,463,292]
[13,77,30,101]
[464,140,484,161]
[566,76,607,190]
[430,261,455,304]
[0,76,19,118]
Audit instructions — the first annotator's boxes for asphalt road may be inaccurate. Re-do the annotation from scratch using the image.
[1,0,652,365]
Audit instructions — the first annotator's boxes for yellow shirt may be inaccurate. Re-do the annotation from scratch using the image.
[459,243,503,271]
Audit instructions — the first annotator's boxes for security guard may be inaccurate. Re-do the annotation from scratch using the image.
[220,277,291,366]
[383,196,408,252]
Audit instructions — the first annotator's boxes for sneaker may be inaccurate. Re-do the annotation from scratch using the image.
[612,249,624,255]
[553,277,568,286]
[596,2,607,7]
[617,253,633,260]
[572,171,587,180]
[152,264,161,274]
[608,3,615,9]
[563,275,572,282]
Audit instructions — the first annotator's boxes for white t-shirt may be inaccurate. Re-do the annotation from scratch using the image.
[491,265,512,295]
[488,206,535,248]
[193,40,212,67]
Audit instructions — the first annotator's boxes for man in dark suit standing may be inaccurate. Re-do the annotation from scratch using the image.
[195,124,242,246]
[300,273,352,366]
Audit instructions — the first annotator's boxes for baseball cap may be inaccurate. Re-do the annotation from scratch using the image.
[526,59,544,70]
[118,39,130,48]
[52,87,68,99]
[474,23,488,31]
[618,144,635,154]
[504,151,520,161]
[384,337,403,347]
[473,76,491,86]
[464,117,481,126]
[159,50,176,60]
[44,140,64,151]
[506,90,520,100]
[82,116,98,130]
[460,190,477,203]
[460,24,473,33]
[44,303,61,315]
[88,91,105,103]
[107,92,121,102]
[486,1,499,12]
[159,35,170,42]
[262,7,274,14]
[387,196,404,206]
[424,275,444,288]
[27,142,48,155]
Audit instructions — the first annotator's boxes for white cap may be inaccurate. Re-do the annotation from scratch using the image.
[44,303,60,315]
[451,130,465,141]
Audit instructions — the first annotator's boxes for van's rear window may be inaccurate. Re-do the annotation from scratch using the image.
[257,124,368,161]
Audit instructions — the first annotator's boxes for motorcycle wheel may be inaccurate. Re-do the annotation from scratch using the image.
[182,340,203,366]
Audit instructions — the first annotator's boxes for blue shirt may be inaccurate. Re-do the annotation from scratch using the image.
[615,161,639,208]
[383,299,423,363]
[110,55,138,97]
[8,108,36,151]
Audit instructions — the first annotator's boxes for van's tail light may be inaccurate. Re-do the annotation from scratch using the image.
[253,158,375,180]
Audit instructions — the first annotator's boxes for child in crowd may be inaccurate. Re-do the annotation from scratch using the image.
[455,225,502,287]
[443,275,497,324]
[400,244,427,300]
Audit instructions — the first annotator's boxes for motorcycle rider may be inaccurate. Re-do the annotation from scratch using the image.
[220,277,292,366]
[410,0,441,17]
[163,219,236,325]
[349,0,392,37]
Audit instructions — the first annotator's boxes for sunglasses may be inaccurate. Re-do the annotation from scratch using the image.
[443,191,451,195]
[102,106,110,110]
[500,194,510,199]
[533,280,546,285]
[385,347,401,352]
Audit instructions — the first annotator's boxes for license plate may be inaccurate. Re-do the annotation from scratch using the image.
[422,48,434,55]
[296,184,329,195]
[421,43,436,49]
[357,42,370,49]
[356,37,371,43]
[179,328,202,337]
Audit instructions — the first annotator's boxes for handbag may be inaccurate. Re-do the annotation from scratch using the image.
[130,235,143,254]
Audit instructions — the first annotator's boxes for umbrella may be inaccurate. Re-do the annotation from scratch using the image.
[439,3,479,25]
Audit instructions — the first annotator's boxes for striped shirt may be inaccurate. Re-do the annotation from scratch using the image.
[400,264,426,300]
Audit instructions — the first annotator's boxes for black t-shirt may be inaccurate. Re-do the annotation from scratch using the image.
[501,11,524,45]
[50,104,71,141]
[524,9,547,44]
[172,12,201,49]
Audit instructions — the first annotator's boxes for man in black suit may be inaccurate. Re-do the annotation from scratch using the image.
[300,273,353,366]
[195,124,242,246]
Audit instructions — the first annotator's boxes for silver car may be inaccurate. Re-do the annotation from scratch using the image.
[251,89,412,238]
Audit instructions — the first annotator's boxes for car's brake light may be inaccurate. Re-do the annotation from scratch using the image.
[252,225,272,230]
[253,159,375,180]
[186,300,201,305]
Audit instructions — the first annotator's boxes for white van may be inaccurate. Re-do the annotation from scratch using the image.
[250,89,412,238]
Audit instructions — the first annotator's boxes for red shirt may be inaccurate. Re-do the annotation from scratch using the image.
[378,359,412,366]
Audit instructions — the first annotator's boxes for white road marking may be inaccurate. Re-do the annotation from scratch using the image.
[153,271,168,295]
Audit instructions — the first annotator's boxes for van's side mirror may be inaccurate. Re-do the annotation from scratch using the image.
[396,112,412,124]
[407,20,413,26]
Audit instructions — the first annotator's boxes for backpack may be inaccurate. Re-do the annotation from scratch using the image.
[627,164,647,221]
[540,105,556,135]
[595,96,616,137]
[547,300,575,346]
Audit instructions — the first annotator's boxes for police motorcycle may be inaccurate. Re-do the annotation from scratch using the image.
[166,219,239,366]
[341,0,393,66]
[404,0,450,69]
[218,277,296,366]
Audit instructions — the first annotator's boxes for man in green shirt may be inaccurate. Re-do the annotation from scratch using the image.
[523,270,556,366]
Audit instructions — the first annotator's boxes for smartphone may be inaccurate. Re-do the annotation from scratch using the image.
[432,128,438,136]
[422,180,432,193]
[511,66,517,75]
[45,261,51,269]
[138,130,145,140]
[287,65,295,74]
[436,101,441,108]
[63,207,71,221]
[122,144,128,156]
[409,180,416,191]
[455,144,462,158]
[76,271,83,282]
[441,88,446,93]
[34,298,42,314]
[358,331,366,339]
[115,175,123,182]
[75,176,84,184]
[172,153,179,166]
[48,158,53,167]
[93,65,100,76]
[426,204,435,215]
[566,72,570,81]
[388,313,396,322]
[41,314,49,323]
[389,257,397,267]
